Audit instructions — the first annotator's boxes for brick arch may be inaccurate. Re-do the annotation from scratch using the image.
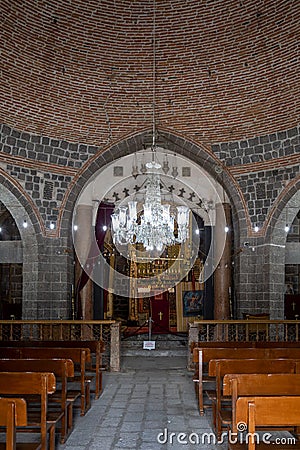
[60,128,247,239]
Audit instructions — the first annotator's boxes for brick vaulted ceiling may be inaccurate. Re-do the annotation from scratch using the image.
[1,0,299,147]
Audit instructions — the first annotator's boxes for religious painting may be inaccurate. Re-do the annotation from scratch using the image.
[182,290,203,317]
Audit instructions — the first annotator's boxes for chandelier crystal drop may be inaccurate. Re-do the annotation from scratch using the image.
[111,160,190,252]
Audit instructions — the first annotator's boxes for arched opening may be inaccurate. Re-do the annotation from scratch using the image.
[71,143,236,332]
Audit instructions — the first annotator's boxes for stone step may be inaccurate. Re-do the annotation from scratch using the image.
[121,347,187,357]
[121,333,188,357]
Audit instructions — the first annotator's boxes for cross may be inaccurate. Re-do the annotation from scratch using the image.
[112,192,120,202]
[178,188,185,198]
[168,185,175,193]
[134,185,140,192]
[188,192,196,201]
[123,188,130,197]
[158,311,163,321]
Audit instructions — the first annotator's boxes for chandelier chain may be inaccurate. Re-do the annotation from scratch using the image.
[152,0,156,152]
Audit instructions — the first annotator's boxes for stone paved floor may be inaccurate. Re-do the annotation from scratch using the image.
[56,356,227,450]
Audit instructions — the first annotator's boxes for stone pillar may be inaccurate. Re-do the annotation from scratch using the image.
[106,254,115,318]
[110,322,121,372]
[188,322,200,370]
[214,203,232,320]
[74,204,94,320]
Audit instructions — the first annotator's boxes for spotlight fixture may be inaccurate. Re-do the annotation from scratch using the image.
[284,224,290,233]
[50,222,55,230]
[224,226,229,233]
[254,224,259,232]
[73,224,78,231]
[22,220,28,229]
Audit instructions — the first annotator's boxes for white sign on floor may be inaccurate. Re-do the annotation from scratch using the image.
[143,340,156,350]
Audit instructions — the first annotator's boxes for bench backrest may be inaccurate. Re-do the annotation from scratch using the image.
[223,372,300,434]
[193,347,267,364]
[0,340,105,353]
[195,346,300,365]
[0,372,55,450]
[223,373,300,396]
[235,396,300,450]
[0,358,74,378]
[0,397,28,450]
[209,357,296,377]
[0,371,56,396]
[0,397,27,426]
[236,396,300,427]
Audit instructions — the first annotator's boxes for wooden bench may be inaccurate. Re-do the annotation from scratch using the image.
[0,358,77,444]
[0,397,42,450]
[0,340,105,399]
[193,346,300,415]
[0,372,61,450]
[209,358,297,439]
[193,347,268,415]
[0,347,91,416]
[228,396,300,450]
[223,373,300,436]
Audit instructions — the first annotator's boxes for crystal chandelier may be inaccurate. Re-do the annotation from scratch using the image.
[110,0,190,252]
[111,159,190,251]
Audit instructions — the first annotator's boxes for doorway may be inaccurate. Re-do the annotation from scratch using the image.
[150,292,169,333]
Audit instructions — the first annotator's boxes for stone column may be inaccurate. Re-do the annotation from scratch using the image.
[110,322,121,372]
[74,204,94,320]
[214,203,232,320]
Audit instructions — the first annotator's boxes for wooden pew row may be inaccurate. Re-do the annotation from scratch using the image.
[0,359,77,444]
[0,348,91,416]
[0,340,105,399]
[193,347,300,415]
[229,396,300,450]
[193,347,269,415]
[223,373,300,436]
[190,341,300,353]
[0,397,42,450]
[208,358,299,439]
[0,372,60,450]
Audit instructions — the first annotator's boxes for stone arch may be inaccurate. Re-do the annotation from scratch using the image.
[0,172,41,319]
[61,128,247,239]
[265,179,300,319]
